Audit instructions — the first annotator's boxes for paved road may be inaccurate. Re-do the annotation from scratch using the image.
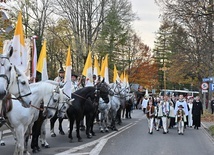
[1,110,214,155]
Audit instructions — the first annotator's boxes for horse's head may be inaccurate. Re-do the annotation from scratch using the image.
[0,48,32,107]
[112,81,126,98]
[9,66,32,107]
[96,80,113,103]
[42,85,61,118]
[0,54,11,99]
[57,89,73,118]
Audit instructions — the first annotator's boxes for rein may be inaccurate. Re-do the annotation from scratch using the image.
[30,104,44,111]
[72,92,97,103]
[0,56,10,90]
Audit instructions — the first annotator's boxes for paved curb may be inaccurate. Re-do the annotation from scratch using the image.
[201,122,214,143]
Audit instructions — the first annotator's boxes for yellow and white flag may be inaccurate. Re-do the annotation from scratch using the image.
[64,46,72,98]
[100,54,109,84]
[120,72,124,84]
[125,73,129,87]
[36,40,48,81]
[113,64,120,83]
[93,55,100,83]
[11,12,28,73]
[82,51,93,86]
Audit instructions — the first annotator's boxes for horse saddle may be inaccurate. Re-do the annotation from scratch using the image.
[1,97,13,118]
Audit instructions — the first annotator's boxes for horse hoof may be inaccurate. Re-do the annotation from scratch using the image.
[78,138,83,142]
[80,128,85,131]
[51,133,56,137]
[87,135,92,139]
[24,150,30,155]
[1,143,5,146]
[32,149,38,153]
[0,142,5,146]
[113,128,118,131]
[45,145,50,148]
[100,130,104,133]
[105,129,109,132]
[59,131,65,135]
[69,139,73,143]
[41,143,45,147]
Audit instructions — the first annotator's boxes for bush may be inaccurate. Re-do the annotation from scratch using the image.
[201,110,214,122]
[209,125,214,136]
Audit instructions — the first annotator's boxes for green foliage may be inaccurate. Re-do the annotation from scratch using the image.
[209,125,214,136]
[95,1,132,77]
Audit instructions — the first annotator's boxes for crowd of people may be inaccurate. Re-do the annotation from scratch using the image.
[135,89,204,135]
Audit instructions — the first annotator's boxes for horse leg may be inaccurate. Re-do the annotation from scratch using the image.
[122,107,125,118]
[58,117,65,135]
[68,118,74,143]
[128,105,132,118]
[111,110,118,131]
[24,128,31,155]
[50,112,58,137]
[76,119,82,142]
[0,130,5,146]
[14,125,25,155]
[40,119,50,148]
[99,111,104,133]
[116,107,122,125]
[85,114,92,138]
[104,109,109,132]
[79,118,85,131]
[91,113,96,136]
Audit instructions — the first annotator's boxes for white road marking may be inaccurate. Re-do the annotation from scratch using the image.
[55,122,136,155]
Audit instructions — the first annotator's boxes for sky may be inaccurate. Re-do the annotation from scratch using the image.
[131,0,161,49]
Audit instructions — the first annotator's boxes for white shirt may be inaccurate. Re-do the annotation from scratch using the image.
[142,98,149,108]
[174,100,189,116]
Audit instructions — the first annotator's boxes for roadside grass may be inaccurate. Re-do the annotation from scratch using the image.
[209,125,214,136]
[201,110,214,122]
[201,110,214,137]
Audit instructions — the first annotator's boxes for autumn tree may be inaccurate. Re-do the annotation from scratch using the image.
[155,0,214,90]
[128,35,159,89]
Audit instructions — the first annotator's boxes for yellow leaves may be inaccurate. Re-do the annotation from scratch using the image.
[128,61,159,88]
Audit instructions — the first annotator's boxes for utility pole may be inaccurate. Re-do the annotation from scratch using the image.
[160,62,168,95]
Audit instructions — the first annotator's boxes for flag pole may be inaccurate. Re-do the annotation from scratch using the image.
[31,35,38,83]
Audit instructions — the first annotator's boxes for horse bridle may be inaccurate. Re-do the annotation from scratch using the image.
[43,89,60,111]
[14,67,32,100]
[113,83,125,96]
[0,56,11,90]
[71,88,100,103]
[95,82,111,92]
[0,56,32,103]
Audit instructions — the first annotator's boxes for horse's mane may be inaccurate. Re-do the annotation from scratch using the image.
[73,87,96,99]
[30,81,57,94]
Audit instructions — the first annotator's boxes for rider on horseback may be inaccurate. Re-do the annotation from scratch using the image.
[54,68,65,82]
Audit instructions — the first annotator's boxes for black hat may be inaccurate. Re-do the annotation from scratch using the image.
[58,68,65,73]
[71,74,78,78]
[178,105,184,108]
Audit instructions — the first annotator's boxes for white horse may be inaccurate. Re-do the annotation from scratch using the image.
[4,81,64,155]
[108,81,126,131]
[39,87,72,149]
[98,98,111,132]
[0,51,32,146]
[0,53,32,107]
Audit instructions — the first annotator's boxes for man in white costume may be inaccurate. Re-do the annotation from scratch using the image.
[142,95,149,114]
[174,95,189,128]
